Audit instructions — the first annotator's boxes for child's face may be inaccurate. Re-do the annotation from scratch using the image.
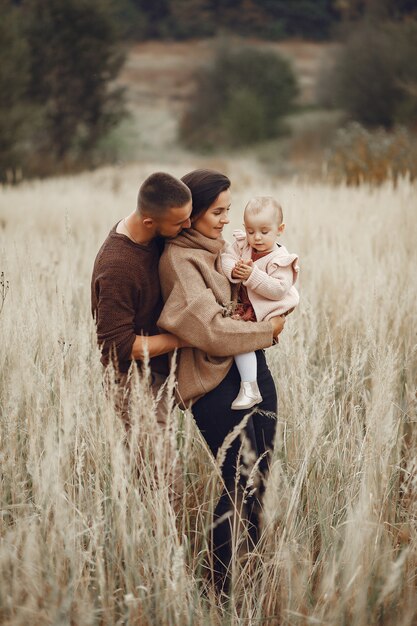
[244,206,285,253]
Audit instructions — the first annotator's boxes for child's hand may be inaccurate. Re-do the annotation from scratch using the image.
[232,259,253,280]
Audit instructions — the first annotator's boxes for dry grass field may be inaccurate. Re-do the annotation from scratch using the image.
[1,159,416,625]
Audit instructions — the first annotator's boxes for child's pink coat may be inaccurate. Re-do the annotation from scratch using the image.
[221,229,300,321]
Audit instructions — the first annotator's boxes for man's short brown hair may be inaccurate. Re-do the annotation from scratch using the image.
[137,172,191,217]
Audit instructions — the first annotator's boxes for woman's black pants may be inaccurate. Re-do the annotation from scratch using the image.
[192,350,277,589]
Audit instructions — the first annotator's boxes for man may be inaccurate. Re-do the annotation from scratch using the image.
[91,171,192,427]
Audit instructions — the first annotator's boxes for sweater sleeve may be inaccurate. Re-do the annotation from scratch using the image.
[220,240,241,283]
[243,263,294,300]
[93,264,137,364]
[158,253,273,357]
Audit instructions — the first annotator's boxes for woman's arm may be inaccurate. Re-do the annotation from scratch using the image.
[158,251,280,357]
[158,290,284,357]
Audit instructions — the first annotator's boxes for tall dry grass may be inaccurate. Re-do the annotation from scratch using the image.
[0,161,416,625]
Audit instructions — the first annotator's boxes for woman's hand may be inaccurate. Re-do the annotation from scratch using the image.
[231,259,253,280]
[270,315,286,340]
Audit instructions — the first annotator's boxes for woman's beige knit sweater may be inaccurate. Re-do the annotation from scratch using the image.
[158,229,274,406]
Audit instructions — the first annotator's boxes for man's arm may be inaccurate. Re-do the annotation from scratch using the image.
[93,257,190,366]
[131,333,189,360]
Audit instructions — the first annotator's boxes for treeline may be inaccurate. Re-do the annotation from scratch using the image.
[115,0,417,41]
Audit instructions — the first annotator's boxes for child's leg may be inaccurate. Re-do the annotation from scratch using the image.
[234,352,257,382]
[232,352,262,410]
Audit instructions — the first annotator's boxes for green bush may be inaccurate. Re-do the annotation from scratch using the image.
[180,45,298,150]
[327,20,417,128]
[325,122,417,186]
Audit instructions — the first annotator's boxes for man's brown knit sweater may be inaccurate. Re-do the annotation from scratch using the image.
[158,229,274,406]
[91,224,167,375]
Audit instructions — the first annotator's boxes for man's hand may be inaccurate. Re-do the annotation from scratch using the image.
[231,259,254,281]
[178,338,192,349]
[270,315,286,340]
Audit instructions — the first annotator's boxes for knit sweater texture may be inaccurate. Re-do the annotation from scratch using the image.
[158,228,274,406]
[91,224,167,374]
[221,229,300,320]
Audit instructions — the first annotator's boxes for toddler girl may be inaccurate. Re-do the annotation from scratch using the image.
[221,196,299,410]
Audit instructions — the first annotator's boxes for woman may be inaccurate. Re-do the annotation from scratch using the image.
[158,169,285,590]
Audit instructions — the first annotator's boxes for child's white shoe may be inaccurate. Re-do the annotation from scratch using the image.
[231,381,263,410]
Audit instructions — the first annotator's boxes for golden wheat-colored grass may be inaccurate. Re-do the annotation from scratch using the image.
[0,161,416,625]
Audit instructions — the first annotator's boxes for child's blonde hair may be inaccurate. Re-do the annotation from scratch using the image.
[244,196,283,225]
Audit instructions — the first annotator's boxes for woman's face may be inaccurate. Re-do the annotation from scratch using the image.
[192,189,231,239]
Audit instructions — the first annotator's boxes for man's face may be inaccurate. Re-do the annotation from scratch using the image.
[153,201,193,238]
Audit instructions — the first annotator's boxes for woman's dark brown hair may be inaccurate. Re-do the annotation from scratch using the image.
[181,169,231,222]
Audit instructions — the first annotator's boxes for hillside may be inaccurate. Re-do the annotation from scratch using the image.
[115,39,340,165]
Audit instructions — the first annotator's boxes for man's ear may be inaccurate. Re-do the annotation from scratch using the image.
[278,222,286,235]
[142,216,155,229]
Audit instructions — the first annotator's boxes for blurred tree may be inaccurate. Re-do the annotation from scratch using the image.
[255,0,338,38]
[97,0,417,41]
[365,0,417,19]
[333,0,417,21]
[109,0,148,39]
[129,0,172,37]
[396,0,417,18]
[208,0,267,35]
[332,0,365,21]
[393,20,417,125]
[330,20,417,127]
[170,0,215,38]
[24,0,126,168]
[0,0,31,182]
[180,45,298,149]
